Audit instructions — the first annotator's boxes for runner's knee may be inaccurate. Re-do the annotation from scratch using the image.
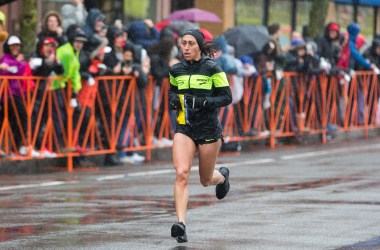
[175,167,190,185]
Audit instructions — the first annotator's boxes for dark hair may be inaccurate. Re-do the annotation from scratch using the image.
[268,23,280,35]
[147,37,176,63]
[201,41,219,59]
[123,44,135,55]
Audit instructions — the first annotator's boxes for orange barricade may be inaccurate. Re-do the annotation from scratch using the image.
[0,71,379,171]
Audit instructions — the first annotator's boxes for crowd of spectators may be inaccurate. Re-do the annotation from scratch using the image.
[1,1,380,161]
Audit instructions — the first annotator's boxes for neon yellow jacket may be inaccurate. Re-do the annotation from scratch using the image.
[53,42,82,91]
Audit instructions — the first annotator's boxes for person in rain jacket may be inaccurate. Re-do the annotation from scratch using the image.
[51,25,87,151]
[347,22,375,71]
[346,23,376,125]
[127,19,160,49]
[0,36,35,154]
[54,26,86,93]
[363,38,380,69]
[82,8,108,60]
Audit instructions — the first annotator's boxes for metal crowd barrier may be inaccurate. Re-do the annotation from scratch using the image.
[0,71,378,171]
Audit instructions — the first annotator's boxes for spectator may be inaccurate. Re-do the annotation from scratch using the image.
[267,23,286,69]
[0,36,37,156]
[213,35,237,74]
[117,44,149,164]
[363,38,380,69]
[52,25,87,153]
[346,23,375,71]
[284,39,321,132]
[148,37,178,147]
[284,39,321,74]
[102,25,146,164]
[315,22,344,74]
[82,8,108,60]
[37,11,65,47]
[29,37,63,157]
[116,24,147,65]
[302,25,319,56]
[314,22,345,133]
[103,25,124,75]
[99,25,127,166]
[30,37,64,77]
[127,19,160,50]
[60,0,88,32]
[346,23,376,125]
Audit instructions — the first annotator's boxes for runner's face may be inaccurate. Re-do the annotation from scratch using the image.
[180,35,201,61]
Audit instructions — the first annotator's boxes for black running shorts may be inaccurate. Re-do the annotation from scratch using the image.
[175,124,223,146]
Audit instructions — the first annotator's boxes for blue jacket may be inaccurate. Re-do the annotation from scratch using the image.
[347,22,371,70]
[127,21,160,49]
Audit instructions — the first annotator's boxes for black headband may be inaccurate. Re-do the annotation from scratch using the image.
[181,29,205,49]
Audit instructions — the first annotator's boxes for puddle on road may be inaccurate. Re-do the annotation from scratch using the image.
[245,177,361,193]
[0,193,216,242]
[0,176,375,243]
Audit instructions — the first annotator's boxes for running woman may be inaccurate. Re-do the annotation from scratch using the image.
[168,29,232,243]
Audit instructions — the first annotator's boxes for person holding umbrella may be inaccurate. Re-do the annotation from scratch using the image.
[168,29,232,243]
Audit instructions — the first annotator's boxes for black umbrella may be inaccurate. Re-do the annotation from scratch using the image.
[223,25,269,57]
[0,0,17,6]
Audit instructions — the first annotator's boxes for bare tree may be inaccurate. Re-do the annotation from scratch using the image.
[308,0,329,39]
[20,0,37,58]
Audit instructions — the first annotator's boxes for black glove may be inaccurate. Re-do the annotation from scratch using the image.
[169,95,181,110]
[185,94,208,109]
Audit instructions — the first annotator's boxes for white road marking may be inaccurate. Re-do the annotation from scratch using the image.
[127,169,174,177]
[280,143,380,160]
[0,181,68,191]
[97,174,125,181]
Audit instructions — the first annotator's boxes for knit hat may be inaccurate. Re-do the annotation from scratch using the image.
[291,39,306,50]
[181,29,205,49]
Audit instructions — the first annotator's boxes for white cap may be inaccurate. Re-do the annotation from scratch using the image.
[7,35,21,45]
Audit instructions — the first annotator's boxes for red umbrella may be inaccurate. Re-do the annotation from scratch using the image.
[167,8,222,23]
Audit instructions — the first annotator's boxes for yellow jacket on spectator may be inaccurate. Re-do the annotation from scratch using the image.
[53,42,82,91]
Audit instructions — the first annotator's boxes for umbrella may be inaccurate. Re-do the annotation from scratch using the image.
[223,25,269,57]
[167,8,222,23]
[200,28,214,41]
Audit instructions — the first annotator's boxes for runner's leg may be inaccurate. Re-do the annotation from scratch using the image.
[172,132,196,223]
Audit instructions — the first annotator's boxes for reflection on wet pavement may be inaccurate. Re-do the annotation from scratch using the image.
[0,176,366,243]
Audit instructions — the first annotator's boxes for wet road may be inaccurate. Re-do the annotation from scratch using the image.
[1,138,380,250]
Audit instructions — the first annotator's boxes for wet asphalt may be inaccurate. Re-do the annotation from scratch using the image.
[0,137,380,250]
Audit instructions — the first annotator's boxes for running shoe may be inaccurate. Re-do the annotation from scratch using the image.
[216,167,230,200]
[171,222,188,243]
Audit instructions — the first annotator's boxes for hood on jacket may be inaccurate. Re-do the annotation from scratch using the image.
[106,25,123,49]
[83,8,105,35]
[127,21,151,41]
[36,36,58,57]
[370,38,380,55]
[324,22,341,40]
[214,35,228,54]
[347,22,360,41]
